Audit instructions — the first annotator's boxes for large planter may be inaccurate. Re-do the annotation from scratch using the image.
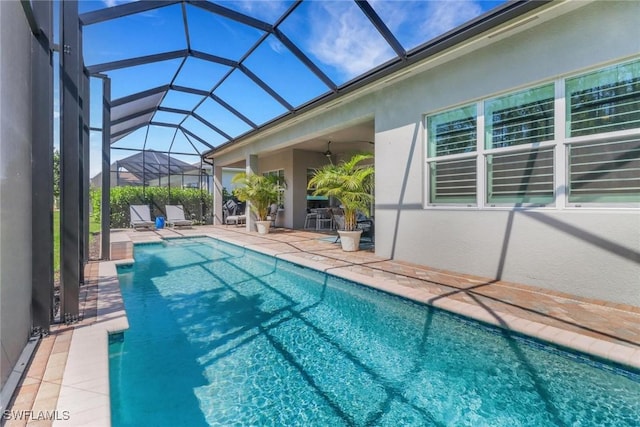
[256,220,271,235]
[337,229,362,252]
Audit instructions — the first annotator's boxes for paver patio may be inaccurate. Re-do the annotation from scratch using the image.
[5,225,639,426]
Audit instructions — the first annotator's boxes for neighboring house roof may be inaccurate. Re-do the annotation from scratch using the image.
[91,171,141,188]
[112,150,197,182]
[90,151,198,186]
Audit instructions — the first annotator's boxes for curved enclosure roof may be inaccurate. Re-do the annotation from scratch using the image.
[113,150,198,182]
[81,0,542,158]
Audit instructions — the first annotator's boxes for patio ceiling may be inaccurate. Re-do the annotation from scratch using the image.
[81,0,547,158]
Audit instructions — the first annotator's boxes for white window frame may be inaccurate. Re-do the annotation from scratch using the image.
[562,58,640,209]
[262,168,286,206]
[564,129,640,209]
[425,104,479,208]
[424,57,640,210]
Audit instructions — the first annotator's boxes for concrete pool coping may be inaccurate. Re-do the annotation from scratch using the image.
[15,225,635,426]
[52,262,129,427]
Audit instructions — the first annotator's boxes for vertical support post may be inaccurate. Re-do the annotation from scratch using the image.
[142,149,146,197]
[199,158,204,223]
[60,0,80,317]
[82,68,90,263]
[245,154,258,231]
[101,77,111,260]
[31,0,54,330]
[167,153,171,201]
[79,67,89,278]
[213,163,223,225]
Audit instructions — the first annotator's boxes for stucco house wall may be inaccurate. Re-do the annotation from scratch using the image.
[372,0,640,305]
[211,1,639,306]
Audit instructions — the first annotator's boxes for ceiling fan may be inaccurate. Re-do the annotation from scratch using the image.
[323,141,332,158]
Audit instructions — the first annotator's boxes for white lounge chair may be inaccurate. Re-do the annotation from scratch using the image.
[165,205,193,228]
[130,205,154,230]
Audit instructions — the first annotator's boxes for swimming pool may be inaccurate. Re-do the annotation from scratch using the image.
[111,237,640,426]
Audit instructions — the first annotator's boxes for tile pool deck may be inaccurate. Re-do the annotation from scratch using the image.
[5,225,640,426]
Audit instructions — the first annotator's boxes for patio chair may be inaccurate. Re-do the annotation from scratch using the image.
[129,205,154,230]
[266,203,278,227]
[224,199,246,226]
[315,208,334,230]
[358,217,374,243]
[165,205,193,228]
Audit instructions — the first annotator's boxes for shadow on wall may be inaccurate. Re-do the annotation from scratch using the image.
[519,210,640,264]
[382,132,639,281]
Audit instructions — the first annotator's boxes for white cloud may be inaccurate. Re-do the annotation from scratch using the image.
[231,0,289,24]
[306,2,394,79]
[368,0,486,49]
[420,0,484,40]
[267,37,286,54]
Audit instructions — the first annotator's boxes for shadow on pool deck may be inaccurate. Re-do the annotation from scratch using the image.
[4,225,640,427]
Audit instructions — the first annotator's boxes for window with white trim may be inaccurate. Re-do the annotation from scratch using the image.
[566,59,640,204]
[426,105,477,204]
[568,137,640,203]
[485,84,556,205]
[424,57,640,208]
[263,169,286,206]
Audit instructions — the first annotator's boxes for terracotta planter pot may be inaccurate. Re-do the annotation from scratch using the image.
[337,229,362,252]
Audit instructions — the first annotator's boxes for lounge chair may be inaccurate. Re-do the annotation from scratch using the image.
[130,205,154,230]
[165,205,193,228]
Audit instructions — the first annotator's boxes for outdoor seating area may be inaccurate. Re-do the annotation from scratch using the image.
[129,204,195,230]
[304,207,346,231]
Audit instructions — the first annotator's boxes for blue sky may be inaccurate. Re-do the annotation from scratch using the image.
[58,0,507,176]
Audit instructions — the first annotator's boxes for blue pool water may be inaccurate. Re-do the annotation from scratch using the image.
[111,237,640,426]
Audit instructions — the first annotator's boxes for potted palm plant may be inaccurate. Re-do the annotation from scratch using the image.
[232,172,280,234]
[307,153,374,251]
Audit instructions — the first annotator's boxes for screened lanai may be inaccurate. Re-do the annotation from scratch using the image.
[79,0,542,245]
[15,0,550,331]
[86,0,538,160]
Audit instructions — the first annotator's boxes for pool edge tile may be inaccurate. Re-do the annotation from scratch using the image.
[54,261,129,427]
